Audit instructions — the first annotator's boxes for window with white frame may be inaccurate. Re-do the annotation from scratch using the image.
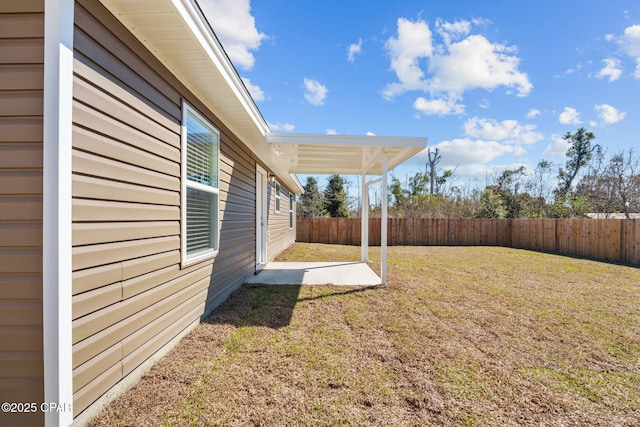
[275,181,281,213]
[289,193,294,228]
[181,102,220,264]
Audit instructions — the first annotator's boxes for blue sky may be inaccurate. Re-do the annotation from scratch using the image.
[201,0,640,192]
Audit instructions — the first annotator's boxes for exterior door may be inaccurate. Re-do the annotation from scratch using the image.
[255,165,268,269]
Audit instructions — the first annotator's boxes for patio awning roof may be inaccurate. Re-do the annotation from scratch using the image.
[266,132,428,286]
[265,133,428,177]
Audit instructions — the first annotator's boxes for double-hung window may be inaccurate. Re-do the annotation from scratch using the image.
[181,103,220,265]
[289,193,294,228]
[275,181,281,213]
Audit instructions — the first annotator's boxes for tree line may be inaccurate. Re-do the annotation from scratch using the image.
[297,128,640,219]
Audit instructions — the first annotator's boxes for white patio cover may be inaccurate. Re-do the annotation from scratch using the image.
[266,132,428,284]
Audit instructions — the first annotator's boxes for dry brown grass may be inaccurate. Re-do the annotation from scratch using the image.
[90,244,640,426]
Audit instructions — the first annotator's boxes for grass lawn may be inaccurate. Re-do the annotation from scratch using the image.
[90,243,640,426]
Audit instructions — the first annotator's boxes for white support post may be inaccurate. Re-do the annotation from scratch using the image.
[361,173,368,262]
[381,153,388,285]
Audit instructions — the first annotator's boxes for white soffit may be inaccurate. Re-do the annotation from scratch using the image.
[99,0,303,192]
[266,133,428,176]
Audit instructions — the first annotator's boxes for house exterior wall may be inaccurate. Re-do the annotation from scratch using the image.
[0,1,297,424]
[0,2,46,427]
[70,0,296,421]
[267,182,296,261]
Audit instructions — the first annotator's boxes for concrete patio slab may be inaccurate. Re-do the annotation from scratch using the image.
[244,262,382,286]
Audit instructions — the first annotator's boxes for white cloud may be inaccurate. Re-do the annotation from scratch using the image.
[414,96,465,116]
[564,62,584,76]
[558,107,581,125]
[325,129,337,135]
[621,24,640,57]
[383,18,433,98]
[463,117,543,145]
[594,104,626,124]
[366,131,376,136]
[620,24,640,78]
[526,108,540,119]
[200,0,266,70]
[269,122,295,132]
[436,18,471,45]
[432,138,525,167]
[595,58,622,82]
[383,18,532,110]
[347,39,363,62]
[303,78,328,106]
[471,17,492,27]
[428,35,532,97]
[241,77,264,101]
[542,135,570,157]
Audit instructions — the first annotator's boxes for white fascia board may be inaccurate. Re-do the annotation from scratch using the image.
[387,145,429,171]
[267,132,427,147]
[288,174,304,194]
[43,0,74,425]
[170,0,270,136]
[99,0,270,138]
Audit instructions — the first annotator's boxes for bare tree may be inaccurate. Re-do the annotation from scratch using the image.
[609,148,640,218]
[576,147,614,215]
[526,160,554,217]
[427,148,441,196]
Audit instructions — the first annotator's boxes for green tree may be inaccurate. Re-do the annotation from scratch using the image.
[298,176,325,218]
[575,148,613,214]
[474,187,507,218]
[408,171,429,197]
[556,128,598,200]
[324,174,349,217]
[549,194,589,218]
[434,169,455,195]
[390,176,409,207]
[526,160,554,217]
[496,166,528,218]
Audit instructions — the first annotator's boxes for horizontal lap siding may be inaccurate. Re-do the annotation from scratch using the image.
[0,6,45,427]
[72,0,257,419]
[0,3,45,427]
[267,183,296,261]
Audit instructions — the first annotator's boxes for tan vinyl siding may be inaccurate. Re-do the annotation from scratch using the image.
[71,0,258,419]
[267,183,297,261]
[0,3,45,427]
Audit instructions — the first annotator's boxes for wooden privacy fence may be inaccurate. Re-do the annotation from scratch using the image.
[296,218,640,266]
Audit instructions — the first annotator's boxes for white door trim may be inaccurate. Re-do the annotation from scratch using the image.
[255,165,268,270]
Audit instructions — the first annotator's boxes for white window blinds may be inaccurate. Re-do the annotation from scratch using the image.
[182,104,220,264]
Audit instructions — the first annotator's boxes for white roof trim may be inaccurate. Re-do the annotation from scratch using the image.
[266,133,428,147]
[266,133,428,176]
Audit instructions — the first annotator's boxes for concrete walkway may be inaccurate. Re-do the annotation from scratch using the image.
[244,262,382,286]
